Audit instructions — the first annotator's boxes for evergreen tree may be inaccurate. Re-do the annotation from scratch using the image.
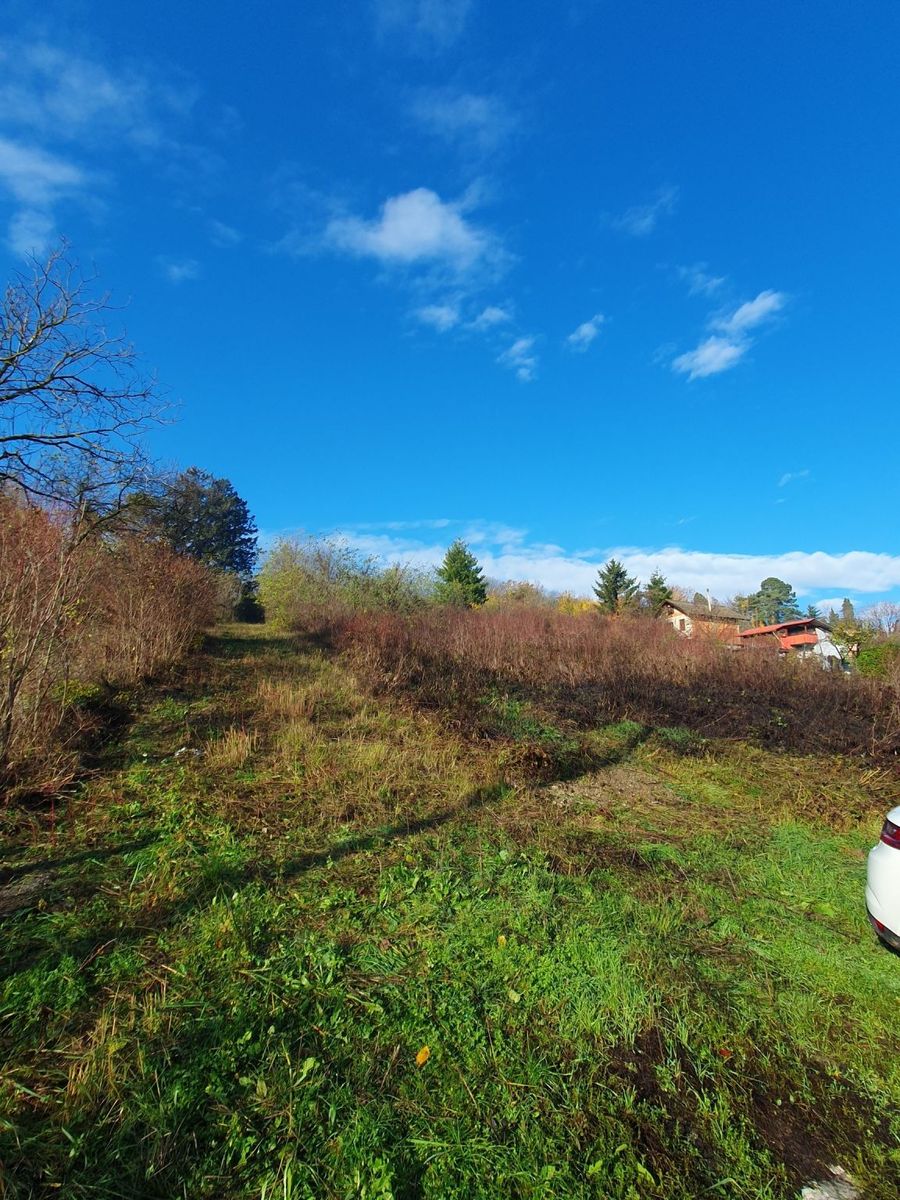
[806,603,821,620]
[747,577,801,625]
[131,467,258,576]
[435,540,487,607]
[841,597,856,623]
[645,569,673,616]
[593,558,639,614]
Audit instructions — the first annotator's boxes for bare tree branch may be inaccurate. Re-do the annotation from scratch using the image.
[0,243,168,511]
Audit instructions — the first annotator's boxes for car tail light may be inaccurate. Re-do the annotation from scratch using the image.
[880,818,900,849]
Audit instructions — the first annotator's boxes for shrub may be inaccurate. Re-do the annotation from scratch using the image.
[259,536,432,628]
[856,642,900,681]
[333,606,900,759]
[0,498,216,798]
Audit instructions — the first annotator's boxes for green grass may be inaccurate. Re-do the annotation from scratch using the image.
[1,626,899,1198]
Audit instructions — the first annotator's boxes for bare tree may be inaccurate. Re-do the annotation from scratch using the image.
[865,601,900,638]
[0,245,165,510]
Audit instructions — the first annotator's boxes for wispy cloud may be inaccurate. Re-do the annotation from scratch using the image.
[613,185,678,237]
[712,289,786,336]
[0,37,208,256]
[498,335,538,381]
[778,469,810,488]
[411,88,515,155]
[374,0,475,50]
[672,335,747,380]
[678,263,726,297]
[0,135,90,254]
[325,187,494,273]
[160,257,200,283]
[0,39,193,149]
[6,208,55,257]
[673,289,788,380]
[414,302,460,331]
[470,304,511,330]
[209,218,241,246]
[566,312,604,352]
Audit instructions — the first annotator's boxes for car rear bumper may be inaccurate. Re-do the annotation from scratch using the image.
[867,908,900,951]
[866,841,900,949]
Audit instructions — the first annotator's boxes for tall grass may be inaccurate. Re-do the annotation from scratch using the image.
[335,606,900,758]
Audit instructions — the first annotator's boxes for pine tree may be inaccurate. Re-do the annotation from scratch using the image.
[747,577,801,625]
[806,603,821,620]
[841,597,855,623]
[593,558,639,614]
[130,467,258,577]
[435,540,487,608]
[645,569,673,616]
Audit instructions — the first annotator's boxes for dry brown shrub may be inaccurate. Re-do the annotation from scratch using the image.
[0,498,216,797]
[83,537,216,684]
[332,607,900,760]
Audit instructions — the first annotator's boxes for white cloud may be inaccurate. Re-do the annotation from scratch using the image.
[209,218,241,246]
[678,263,726,296]
[613,185,678,236]
[6,208,55,256]
[325,187,492,272]
[0,39,206,255]
[713,289,786,336]
[374,0,474,49]
[672,336,747,380]
[778,469,810,488]
[566,312,604,351]
[326,520,900,602]
[0,40,186,148]
[411,88,514,154]
[160,257,200,283]
[0,136,89,255]
[414,302,460,331]
[673,290,788,381]
[0,136,87,206]
[498,335,538,381]
[470,304,511,329]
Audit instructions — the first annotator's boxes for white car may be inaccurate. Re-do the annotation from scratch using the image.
[866,806,900,951]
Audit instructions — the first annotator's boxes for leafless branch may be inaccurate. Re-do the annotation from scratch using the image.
[0,243,168,511]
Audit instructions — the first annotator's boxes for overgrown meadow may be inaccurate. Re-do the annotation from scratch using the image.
[2,609,900,1198]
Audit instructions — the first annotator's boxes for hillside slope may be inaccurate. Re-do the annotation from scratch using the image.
[2,627,899,1199]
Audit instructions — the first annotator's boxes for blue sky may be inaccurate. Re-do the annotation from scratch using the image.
[2,0,899,607]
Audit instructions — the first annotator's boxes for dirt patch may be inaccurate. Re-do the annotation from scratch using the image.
[544,763,681,816]
[545,837,656,877]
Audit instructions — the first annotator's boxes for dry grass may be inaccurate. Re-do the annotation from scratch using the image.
[204,726,257,771]
[334,607,900,760]
[255,678,322,722]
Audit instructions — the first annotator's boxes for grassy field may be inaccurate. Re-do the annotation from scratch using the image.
[2,625,899,1199]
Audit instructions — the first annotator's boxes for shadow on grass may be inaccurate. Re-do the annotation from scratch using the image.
[0,833,161,887]
[0,783,507,981]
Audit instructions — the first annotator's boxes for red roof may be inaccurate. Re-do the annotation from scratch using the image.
[739,618,826,638]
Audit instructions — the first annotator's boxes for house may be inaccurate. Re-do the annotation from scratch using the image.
[738,617,845,667]
[662,598,746,643]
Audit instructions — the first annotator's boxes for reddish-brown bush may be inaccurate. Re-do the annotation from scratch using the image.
[83,537,216,684]
[0,498,216,797]
[335,607,900,759]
